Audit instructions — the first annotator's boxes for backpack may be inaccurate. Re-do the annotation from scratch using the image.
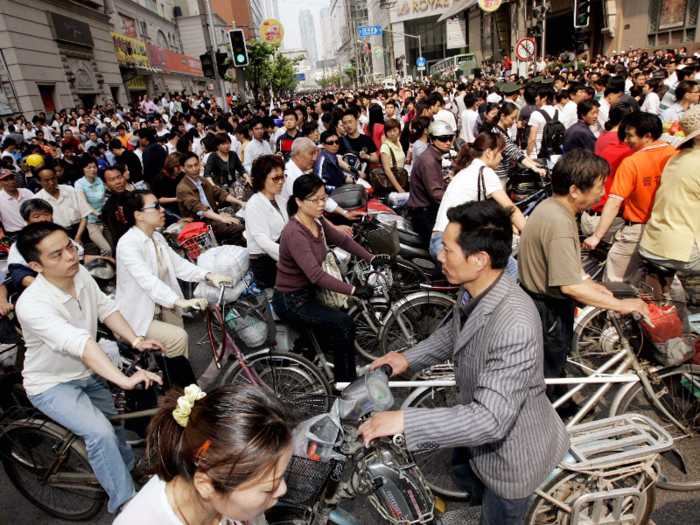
[537,109,566,159]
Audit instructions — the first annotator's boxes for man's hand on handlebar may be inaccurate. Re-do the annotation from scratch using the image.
[370,352,409,377]
[358,410,405,447]
[206,273,233,289]
[134,338,167,353]
[122,369,163,390]
[618,298,652,325]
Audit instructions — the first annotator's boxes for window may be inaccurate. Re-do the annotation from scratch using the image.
[648,0,700,46]
[38,85,56,112]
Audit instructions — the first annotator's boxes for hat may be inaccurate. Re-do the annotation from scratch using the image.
[561,68,569,73]
[530,76,544,84]
[501,82,519,94]
[677,105,700,146]
[0,169,16,180]
[542,77,554,84]
[495,82,504,89]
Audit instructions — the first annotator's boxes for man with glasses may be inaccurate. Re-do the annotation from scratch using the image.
[660,80,700,123]
[315,130,356,188]
[407,121,455,247]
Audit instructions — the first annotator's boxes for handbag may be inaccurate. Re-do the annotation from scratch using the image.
[315,220,349,309]
[369,146,409,190]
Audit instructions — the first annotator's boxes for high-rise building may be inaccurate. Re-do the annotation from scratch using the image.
[298,9,318,67]
[320,8,334,61]
[209,0,256,40]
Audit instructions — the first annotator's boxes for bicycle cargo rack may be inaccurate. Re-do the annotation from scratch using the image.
[570,487,644,525]
[563,414,674,470]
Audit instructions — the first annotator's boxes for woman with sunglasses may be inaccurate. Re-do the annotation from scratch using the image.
[244,155,288,288]
[115,190,232,359]
[273,175,376,384]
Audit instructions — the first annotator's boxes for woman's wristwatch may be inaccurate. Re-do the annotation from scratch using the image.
[132,335,145,349]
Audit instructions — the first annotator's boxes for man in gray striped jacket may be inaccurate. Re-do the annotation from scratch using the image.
[359,200,570,525]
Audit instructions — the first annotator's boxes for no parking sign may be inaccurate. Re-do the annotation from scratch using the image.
[516,38,536,61]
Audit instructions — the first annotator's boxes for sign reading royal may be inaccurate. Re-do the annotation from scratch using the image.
[396,0,463,22]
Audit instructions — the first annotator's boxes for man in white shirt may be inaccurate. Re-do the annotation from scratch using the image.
[15,221,163,514]
[34,166,91,243]
[536,56,547,73]
[592,83,623,137]
[460,93,480,144]
[0,169,35,235]
[434,99,458,133]
[527,85,560,158]
[153,117,169,137]
[244,118,273,174]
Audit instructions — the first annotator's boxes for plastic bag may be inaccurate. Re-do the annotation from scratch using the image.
[194,245,249,302]
[641,302,695,367]
[292,401,345,463]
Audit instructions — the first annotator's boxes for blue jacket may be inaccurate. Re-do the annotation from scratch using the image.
[314,149,346,189]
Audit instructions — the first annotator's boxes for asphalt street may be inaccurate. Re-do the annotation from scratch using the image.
[1,313,699,524]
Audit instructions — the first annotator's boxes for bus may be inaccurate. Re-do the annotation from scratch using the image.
[429,53,478,77]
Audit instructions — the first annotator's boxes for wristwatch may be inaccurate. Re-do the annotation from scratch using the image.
[342,210,348,217]
[132,335,145,349]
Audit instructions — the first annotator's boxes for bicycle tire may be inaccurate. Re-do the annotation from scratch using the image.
[349,298,389,362]
[379,293,455,357]
[612,363,700,491]
[406,386,469,500]
[206,303,228,364]
[219,351,333,425]
[524,468,655,524]
[1,418,105,520]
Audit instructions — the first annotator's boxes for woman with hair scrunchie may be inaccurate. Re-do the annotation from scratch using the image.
[115,384,292,525]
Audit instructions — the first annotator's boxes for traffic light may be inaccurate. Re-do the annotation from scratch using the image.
[574,0,591,28]
[229,29,249,67]
[215,52,229,77]
[200,52,215,78]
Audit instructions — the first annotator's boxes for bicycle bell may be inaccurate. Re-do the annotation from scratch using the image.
[339,365,394,421]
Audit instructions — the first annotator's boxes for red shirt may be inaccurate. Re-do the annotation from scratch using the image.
[594,131,620,156]
[592,142,633,213]
[60,137,81,149]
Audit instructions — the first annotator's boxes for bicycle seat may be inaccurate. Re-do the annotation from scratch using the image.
[641,256,677,281]
[598,282,638,298]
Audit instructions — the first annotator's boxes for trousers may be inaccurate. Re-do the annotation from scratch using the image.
[86,222,114,257]
[147,307,188,358]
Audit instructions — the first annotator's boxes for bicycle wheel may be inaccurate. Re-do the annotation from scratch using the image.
[1,418,105,520]
[219,351,333,425]
[389,256,428,290]
[349,298,389,362]
[380,293,455,356]
[613,363,700,491]
[570,308,644,376]
[407,387,468,500]
[524,468,655,524]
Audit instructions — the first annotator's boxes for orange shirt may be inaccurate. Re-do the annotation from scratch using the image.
[609,141,677,223]
[117,134,133,148]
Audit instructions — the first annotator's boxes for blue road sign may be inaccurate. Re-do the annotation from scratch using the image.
[359,25,382,37]
[294,73,306,81]
[416,57,426,67]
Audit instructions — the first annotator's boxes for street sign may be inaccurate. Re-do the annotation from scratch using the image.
[359,25,382,37]
[417,66,426,71]
[260,19,284,44]
[373,47,383,58]
[294,73,306,81]
[416,57,426,67]
[515,38,536,61]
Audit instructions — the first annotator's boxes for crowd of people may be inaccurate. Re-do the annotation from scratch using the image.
[0,44,699,525]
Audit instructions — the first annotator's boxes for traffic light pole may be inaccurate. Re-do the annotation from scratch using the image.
[201,0,230,111]
[230,23,248,104]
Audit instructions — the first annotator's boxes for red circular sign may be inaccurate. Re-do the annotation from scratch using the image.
[516,38,536,61]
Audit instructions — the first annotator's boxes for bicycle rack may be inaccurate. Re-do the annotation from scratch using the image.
[570,487,643,525]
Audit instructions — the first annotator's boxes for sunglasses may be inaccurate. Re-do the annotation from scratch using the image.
[434,136,455,142]
[269,174,287,183]
[140,202,162,212]
[325,140,339,145]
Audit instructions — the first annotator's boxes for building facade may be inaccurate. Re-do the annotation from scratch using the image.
[208,0,254,38]
[320,8,335,61]
[299,9,318,68]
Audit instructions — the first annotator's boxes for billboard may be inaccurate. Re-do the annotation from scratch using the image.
[147,44,169,73]
[165,50,204,76]
[111,32,149,68]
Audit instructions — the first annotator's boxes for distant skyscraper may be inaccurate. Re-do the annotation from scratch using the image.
[320,8,334,61]
[298,9,318,67]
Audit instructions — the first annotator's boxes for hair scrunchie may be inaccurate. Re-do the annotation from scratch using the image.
[173,384,206,428]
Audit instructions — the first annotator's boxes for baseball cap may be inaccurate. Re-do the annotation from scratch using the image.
[0,169,17,180]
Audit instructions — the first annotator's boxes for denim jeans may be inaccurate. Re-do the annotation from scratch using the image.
[29,375,136,513]
[452,448,531,525]
[272,287,357,382]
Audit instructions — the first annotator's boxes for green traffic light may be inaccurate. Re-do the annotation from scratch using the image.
[237,54,245,63]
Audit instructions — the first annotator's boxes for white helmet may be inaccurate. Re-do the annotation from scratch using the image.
[427,120,455,139]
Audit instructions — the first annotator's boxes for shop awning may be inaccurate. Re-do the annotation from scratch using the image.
[437,0,479,23]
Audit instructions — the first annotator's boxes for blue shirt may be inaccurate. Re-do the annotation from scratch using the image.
[74,176,106,223]
[660,102,686,123]
[314,149,346,188]
[186,176,211,218]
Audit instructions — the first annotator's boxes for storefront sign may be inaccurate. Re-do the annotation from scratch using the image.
[147,44,169,73]
[446,18,467,49]
[119,14,138,39]
[165,50,204,76]
[261,19,285,44]
[111,32,149,68]
[478,0,502,12]
[126,75,147,91]
[396,0,461,21]
[50,12,94,47]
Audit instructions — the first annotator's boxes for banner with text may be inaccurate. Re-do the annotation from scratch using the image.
[111,32,149,68]
[165,50,204,76]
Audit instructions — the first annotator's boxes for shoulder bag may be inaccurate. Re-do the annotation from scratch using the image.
[369,145,409,190]
[315,220,349,309]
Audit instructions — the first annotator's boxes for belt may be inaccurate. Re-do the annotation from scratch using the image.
[624,220,645,226]
[586,210,625,217]
[521,285,574,306]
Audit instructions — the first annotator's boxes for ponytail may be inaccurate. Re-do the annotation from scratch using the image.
[453,131,506,172]
[287,174,325,218]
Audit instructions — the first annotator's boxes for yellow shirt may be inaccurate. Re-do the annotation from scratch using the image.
[640,147,700,262]
[380,139,406,169]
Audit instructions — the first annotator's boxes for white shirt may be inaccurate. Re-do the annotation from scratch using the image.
[271,127,286,152]
[527,105,559,158]
[243,138,272,175]
[36,185,92,228]
[244,192,288,259]
[561,100,578,129]
[0,188,35,232]
[434,109,458,133]
[460,109,479,143]
[592,98,611,138]
[434,159,502,232]
[115,475,265,525]
[115,227,209,337]
[281,159,338,214]
[229,133,242,157]
[17,265,118,396]
[536,60,546,73]
[641,92,661,115]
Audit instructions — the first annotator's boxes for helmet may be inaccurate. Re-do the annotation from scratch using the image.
[427,120,455,139]
[84,258,116,295]
[26,154,45,168]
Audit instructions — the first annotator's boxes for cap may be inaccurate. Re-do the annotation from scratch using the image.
[501,82,519,94]
[530,76,544,84]
[0,169,16,180]
[542,77,554,84]
[495,82,505,89]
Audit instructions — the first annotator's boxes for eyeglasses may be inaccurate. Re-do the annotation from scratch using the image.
[268,174,287,183]
[324,140,339,145]
[305,195,329,205]
[433,136,455,142]
[140,202,162,212]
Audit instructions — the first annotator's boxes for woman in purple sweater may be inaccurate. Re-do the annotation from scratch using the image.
[273,175,375,382]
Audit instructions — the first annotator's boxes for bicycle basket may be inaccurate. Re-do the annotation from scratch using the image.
[177,223,218,260]
[364,221,400,256]
[640,301,695,367]
[224,293,275,352]
[279,456,343,507]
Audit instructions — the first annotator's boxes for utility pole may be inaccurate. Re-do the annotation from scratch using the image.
[380,1,397,81]
[200,0,229,110]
